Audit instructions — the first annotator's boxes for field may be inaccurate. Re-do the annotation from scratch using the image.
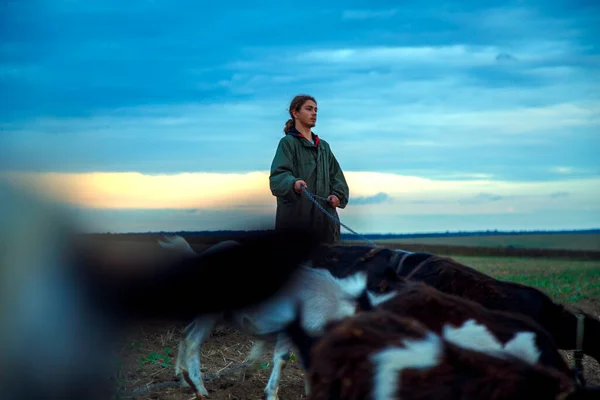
[112,233,600,399]
[357,233,600,251]
[342,233,600,260]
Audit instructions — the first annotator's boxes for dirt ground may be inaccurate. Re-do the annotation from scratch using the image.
[115,322,308,400]
[114,299,600,400]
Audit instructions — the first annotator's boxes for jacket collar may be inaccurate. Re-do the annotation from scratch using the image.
[286,128,320,146]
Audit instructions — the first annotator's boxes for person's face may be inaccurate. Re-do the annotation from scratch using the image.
[293,100,317,128]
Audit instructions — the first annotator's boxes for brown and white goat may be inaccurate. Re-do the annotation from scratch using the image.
[395,253,600,370]
[286,308,598,400]
[368,280,572,375]
[312,244,600,373]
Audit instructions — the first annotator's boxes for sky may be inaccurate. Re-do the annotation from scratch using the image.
[1,0,599,234]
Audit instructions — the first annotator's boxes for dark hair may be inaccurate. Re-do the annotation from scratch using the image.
[284,94,317,133]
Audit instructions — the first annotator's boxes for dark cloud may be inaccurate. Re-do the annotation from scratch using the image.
[352,192,390,205]
[2,1,597,118]
[455,192,508,205]
[496,52,516,62]
[474,192,504,201]
[0,2,597,181]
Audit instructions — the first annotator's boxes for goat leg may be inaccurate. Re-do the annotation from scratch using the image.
[242,340,269,380]
[175,316,218,398]
[304,376,311,397]
[181,370,209,400]
[264,334,292,400]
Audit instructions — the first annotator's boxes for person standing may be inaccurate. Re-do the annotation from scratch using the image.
[269,94,350,244]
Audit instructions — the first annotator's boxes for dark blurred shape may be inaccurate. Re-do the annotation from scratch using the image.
[77,227,321,322]
[0,182,320,400]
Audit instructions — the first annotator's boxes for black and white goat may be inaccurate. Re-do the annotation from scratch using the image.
[158,235,369,400]
[0,181,319,400]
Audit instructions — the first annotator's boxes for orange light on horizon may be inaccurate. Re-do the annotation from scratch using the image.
[1,171,597,217]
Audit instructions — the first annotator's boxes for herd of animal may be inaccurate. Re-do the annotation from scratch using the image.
[159,235,600,400]
[0,181,599,400]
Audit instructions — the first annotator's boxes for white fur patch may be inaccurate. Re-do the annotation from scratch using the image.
[442,320,542,365]
[442,319,503,354]
[371,332,442,400]
[502,331,541,365]
[337,271,368,298]
[229,267,367,336]
[368,291,398,306]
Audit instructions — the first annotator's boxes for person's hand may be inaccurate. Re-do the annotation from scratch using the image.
[294,180,307,194]
[327,194,340,208]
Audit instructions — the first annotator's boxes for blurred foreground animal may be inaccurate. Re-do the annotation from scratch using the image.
[0,182,320,400]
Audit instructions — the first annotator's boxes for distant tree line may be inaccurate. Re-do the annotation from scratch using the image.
[81,229,600,260]
[85,228,600,240]
[341,228,600,240]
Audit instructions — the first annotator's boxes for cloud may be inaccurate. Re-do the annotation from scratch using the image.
[351,192,390,205]
[3,169,598,211]
[470,193,504,202]
[5,169,594,234]
[0,171,275,210]
[495,53,516,62]
[341,9,398,20]
[3,3,598,117]
[550,191,569,198]
[293,45,503,68]
[3,169,597,233]
[431,5,598,47]
[0,1,597,198]
[3,95,597,185]
[551,166,574,174]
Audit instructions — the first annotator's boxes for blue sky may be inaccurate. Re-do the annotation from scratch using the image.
[1,0,599,234]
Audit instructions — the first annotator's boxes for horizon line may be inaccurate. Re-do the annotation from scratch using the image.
[83,228,600,236]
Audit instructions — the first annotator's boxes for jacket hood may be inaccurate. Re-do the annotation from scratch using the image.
[286,128,320,146]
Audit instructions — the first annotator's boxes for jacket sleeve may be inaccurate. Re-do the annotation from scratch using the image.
[329,149,350,209]
[270,138,301,201]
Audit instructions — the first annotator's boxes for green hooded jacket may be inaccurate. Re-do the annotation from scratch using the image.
[269,129,350,243]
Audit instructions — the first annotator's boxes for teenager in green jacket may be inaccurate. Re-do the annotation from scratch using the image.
[269,94,350,244]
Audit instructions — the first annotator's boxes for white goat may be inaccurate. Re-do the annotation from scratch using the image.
[158,235,368,400]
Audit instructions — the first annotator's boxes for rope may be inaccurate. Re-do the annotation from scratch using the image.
[301,187,378,247]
